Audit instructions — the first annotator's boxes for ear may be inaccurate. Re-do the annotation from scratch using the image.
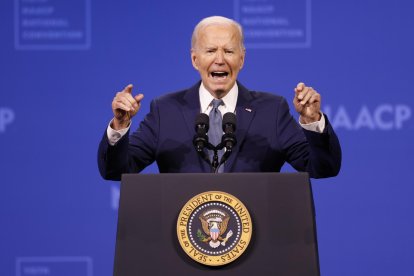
[191,49,199,71]
[239,49,246,70]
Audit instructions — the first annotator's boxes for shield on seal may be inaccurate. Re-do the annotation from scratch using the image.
[210,224,220,240]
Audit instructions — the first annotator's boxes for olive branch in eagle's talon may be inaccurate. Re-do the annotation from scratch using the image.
[197,229,210,242]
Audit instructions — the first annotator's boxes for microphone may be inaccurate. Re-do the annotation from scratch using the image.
[221,112,237,152]
[193,113,210,152]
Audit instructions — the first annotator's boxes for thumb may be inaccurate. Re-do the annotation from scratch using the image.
[295,82,305,93]
[134,93,144,103]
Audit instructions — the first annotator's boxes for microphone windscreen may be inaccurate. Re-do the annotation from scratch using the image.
[195,113,210,131]
[222,112,236,131]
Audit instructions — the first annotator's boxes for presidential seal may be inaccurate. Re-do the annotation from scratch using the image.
[176,191,252,266]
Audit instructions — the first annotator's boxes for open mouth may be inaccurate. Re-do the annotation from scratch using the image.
[210,71,229,79]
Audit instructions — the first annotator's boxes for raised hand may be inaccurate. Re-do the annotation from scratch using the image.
[293,82,321,124]
[111,84,144,130]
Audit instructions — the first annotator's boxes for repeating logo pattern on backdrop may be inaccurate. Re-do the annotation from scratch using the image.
[177,191,252,266]
[14,0,91,50]
[235,0,311,48]
[0,107,15,133]
[324,104,412,130]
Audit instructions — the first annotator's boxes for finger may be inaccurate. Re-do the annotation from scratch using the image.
[300,88,314,105]
[296,82,305,92]
[293,96,303,112]
[117,97,134,111]
[117,92,138,110]
[297,86,311,101]
[115,102,131,112]
[294,88,299,98]
[123,84,133,94]
[294,83,306,100]
[124,93,139,109]
[308,93,321,104]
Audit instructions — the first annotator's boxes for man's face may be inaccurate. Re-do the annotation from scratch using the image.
[191,24,245,98]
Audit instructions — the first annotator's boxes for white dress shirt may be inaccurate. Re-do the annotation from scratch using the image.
[107,83,325,145]
[199,82,238,115]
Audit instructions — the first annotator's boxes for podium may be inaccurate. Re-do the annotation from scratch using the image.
[114,173,320,275]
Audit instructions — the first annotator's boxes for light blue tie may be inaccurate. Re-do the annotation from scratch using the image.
[209,99,224,172]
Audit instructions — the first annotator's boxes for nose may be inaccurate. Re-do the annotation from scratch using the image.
[214,50,225,64]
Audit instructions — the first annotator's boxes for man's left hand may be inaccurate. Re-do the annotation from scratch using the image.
[293,82,322,124]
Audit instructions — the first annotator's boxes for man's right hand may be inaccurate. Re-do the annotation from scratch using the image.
[111,84,144,130]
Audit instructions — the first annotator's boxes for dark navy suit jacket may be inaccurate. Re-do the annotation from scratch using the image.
[98,82,341,180]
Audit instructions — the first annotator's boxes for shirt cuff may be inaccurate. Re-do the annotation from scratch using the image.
[106,119,130,146]
[299,113,325,133]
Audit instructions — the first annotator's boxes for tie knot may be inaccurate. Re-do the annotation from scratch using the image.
[211,99,224,109]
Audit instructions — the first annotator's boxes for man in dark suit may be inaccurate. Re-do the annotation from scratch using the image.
[98,16,341,180]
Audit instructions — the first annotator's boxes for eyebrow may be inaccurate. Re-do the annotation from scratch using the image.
[204,46,236,50]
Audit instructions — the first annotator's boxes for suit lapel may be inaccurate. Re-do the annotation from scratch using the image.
[181,82,212,172]
[224,82,256,172]
[181,82,201,137]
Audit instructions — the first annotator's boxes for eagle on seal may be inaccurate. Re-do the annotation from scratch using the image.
[199,209,233,248]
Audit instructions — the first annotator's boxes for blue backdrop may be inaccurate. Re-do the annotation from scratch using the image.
[1,0,413,275]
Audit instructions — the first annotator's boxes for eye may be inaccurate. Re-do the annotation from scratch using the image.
[225,50,234,54]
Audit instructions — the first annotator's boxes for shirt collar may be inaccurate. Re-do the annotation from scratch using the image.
[199,82,238,113]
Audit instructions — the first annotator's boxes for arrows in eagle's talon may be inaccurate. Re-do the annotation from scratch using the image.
[221,230,234,246]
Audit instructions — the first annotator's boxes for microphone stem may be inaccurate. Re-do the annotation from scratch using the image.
[212,148,219,173]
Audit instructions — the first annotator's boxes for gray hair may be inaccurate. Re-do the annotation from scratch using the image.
[191,16,245,51]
